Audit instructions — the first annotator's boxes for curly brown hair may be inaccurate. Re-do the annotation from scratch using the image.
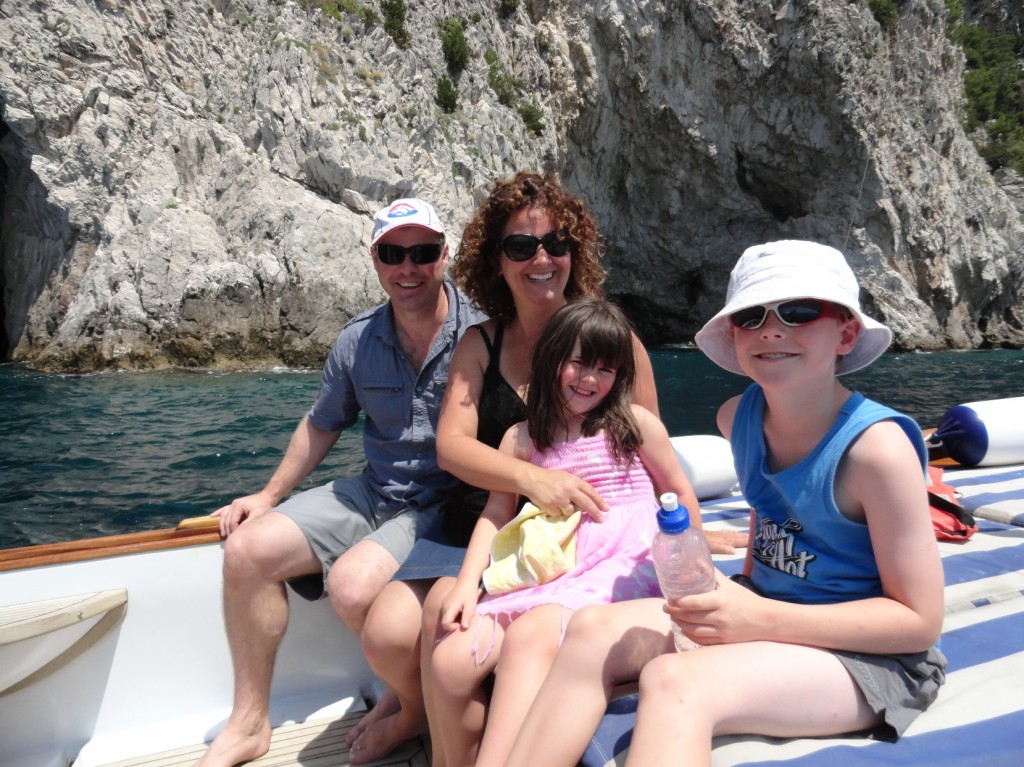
[451,171,606,321]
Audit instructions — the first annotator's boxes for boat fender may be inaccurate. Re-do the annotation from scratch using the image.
[669,435,738,500]
[929,397,1024,467]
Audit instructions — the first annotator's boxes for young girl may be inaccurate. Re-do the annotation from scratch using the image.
[427,299,702,767]
[503,241,947,767]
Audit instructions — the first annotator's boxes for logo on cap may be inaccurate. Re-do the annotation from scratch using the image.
[387,202,419,219]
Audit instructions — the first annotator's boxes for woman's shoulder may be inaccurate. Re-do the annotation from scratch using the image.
[453,319,499,361]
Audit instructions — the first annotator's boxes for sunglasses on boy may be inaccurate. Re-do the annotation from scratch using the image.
[375,242,444,266]
[501,231,573,262]
[729,299,842,330]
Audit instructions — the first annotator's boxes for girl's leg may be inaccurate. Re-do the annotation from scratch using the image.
[504,599,673,767]
[624,641,880,767]
[474,604,565,767]
[429,612,504,767]
[351,579,433,763]
[419,576,456,767]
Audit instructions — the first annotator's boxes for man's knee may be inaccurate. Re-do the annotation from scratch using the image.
[326,541,398,631]
[222,515,316,587]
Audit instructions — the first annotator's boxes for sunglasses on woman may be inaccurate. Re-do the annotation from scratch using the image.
[729,299,841,330]
[375,242,444,266]
[501,231,573,262]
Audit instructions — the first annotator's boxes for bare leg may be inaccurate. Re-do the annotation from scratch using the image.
[474,604,565,767]
[194,514,321,767]
[429,612,504,767]
[421,576,456,767]
[348,579,433,764]
[504,599,673,767]
[624,642,879,767]
[325,537,401,635]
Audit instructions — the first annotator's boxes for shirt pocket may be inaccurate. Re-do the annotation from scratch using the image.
[360,379,407,435]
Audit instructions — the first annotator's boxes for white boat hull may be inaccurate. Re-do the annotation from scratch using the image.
[0,535,374,767]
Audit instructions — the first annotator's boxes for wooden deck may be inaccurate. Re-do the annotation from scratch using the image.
[97,710,430,767]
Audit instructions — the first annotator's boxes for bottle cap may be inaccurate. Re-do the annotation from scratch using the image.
[657,493,691,534]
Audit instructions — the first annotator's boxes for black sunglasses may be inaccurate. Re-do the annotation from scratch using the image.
[375,242,444,266]
[729,299,838,330]
[501,231,573,262]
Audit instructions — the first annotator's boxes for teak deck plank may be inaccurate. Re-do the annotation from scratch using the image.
[96,711,428,767]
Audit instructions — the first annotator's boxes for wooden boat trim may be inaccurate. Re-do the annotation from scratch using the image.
[0,526,222,572]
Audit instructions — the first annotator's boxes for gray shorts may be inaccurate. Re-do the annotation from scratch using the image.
[833,645,947,740]
[274,476,442,601]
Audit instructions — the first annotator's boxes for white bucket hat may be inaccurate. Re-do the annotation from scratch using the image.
[371,197,445,245]
[694,240,891,376]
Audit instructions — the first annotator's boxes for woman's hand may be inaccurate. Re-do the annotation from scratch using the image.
[524,465,608,522]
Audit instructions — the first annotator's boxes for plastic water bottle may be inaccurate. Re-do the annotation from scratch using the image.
[651,492,716,651]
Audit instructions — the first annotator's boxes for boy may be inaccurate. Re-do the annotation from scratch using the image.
[503,240,946,767]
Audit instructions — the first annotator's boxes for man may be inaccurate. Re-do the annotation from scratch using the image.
[195,198,486,767]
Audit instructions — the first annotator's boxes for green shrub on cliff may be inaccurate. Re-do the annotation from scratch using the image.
[946,7,1024,176]
[381,0,410,49]
[441,18,470,75]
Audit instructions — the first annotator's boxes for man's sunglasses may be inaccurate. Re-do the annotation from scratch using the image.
[729,299,841,330]
[501,231,573,262]
[375,242,444,266]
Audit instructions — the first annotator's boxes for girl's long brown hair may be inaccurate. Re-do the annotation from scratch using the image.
[528,299,640,464]
[451,171,606,321]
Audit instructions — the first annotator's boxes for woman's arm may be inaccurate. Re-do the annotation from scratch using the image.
[631,332,659,417]
[436,326,609,519]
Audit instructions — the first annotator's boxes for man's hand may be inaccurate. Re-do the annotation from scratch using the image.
[211,490,277,538]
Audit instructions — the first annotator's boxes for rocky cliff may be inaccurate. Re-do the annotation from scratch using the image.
[1,0,1022,371]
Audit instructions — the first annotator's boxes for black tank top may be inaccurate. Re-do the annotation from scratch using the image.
[441,323,527,545]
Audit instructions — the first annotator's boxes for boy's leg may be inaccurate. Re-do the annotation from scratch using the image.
[625,641,878,767]
[504,599,672,767]
[429,613,504,767]
[474,604,567,767]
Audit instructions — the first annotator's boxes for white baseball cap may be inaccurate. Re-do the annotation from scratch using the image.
[694,240,892,376]
[371,198,445,245]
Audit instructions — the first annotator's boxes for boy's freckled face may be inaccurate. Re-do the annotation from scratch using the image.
[733,313,859,381]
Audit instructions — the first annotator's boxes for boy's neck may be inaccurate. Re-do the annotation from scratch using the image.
[761,378,853,471]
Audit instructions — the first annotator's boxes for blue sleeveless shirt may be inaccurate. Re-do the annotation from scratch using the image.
[732,384,927,605]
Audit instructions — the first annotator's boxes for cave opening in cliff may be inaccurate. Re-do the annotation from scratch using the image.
[0,109,80,366]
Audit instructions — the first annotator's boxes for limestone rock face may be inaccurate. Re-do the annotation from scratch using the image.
[548,0,1024,348]
[1,0,1021,371]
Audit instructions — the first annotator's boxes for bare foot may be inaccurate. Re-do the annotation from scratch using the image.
[194,717,272,767]
[346,688,401,747]
[348,704,427,765]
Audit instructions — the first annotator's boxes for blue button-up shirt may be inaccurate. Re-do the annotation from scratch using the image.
[307,278,487,513]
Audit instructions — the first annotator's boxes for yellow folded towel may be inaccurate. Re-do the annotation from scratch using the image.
[482,502,582,595]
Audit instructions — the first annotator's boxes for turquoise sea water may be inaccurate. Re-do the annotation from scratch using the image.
[1,349,1022,549]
